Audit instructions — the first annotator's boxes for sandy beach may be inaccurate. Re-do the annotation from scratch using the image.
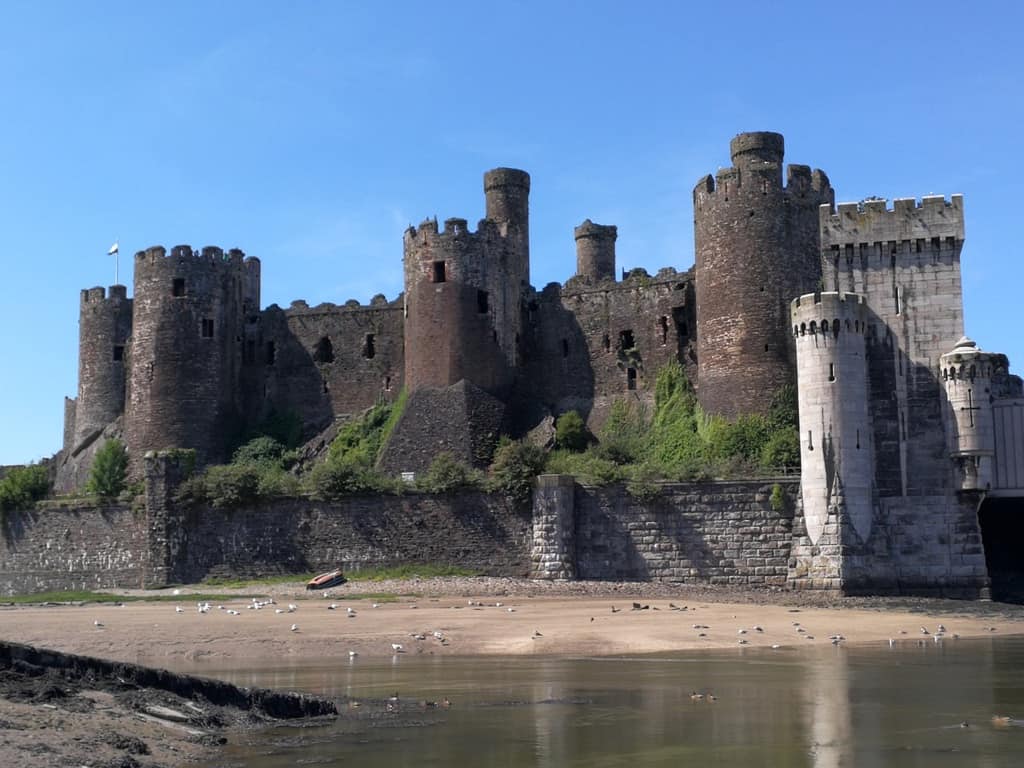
[4,577,1024,663]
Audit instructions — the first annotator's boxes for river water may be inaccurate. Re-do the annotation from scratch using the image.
[182,637,1024,767]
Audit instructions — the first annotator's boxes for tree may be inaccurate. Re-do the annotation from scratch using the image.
[87,439,128,498]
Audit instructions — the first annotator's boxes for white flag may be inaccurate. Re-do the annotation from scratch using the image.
[108,241,119,255]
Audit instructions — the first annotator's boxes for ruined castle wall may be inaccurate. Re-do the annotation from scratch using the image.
[694,132,833,419]
[74,285,132,450]
[821,196,964,496]
[572,480,796,585]
[241,299,404,438]
[155,494,532,585]
[125,246,250,467]
[0,503,146,595]
[516,269,695,431]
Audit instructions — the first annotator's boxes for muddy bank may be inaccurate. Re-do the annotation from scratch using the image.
[0,640,336,768]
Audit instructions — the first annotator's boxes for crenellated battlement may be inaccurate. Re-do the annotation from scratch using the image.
[791,291,868,338]
[693,163,832,201]
[404,217,502,246]
[820,194,964,246]
[134,244,249,268]
[283,294,402,316]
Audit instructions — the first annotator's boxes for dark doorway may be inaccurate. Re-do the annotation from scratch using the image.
[313,336,334,363]
[978,497,1024,603]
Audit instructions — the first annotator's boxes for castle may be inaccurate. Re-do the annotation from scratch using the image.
[52,131,1024,594]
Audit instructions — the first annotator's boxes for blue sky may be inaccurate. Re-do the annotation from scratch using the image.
[0,1,1020,464]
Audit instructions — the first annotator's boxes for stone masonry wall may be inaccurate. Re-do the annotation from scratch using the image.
[160,493,531,585]
[0,503,146,595]
[573,480,797,585]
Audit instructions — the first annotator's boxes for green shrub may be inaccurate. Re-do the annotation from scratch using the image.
[0,464,50,513]
[554,410,589,452]
[545,448,624,485]
[203,464,261,508]
[417,452,479,493]
[232,436,288,467]
[256,466,301,498]
[329,401,396,468]
[304,459,390,500]
[597,399,648,464]
[487,438,545,506]
[770,482,786,512]
[625,462,663,501]
[86,439,129,498]
[760,428,800,470]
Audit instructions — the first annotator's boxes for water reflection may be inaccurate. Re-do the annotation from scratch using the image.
[171,638,1024,768]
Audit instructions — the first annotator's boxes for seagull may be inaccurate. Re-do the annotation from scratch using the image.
[175,606,184,613]
[288,604,298,613]
[533,630,543,638]
[372,603,380,609]
[738,639,748,645]
[937,624,947,633]
[771,644,781,650]
[611,606,620,613]
[347,607,356,615]
[327,604,337,611]
[495,602,503,607]
[433,631,444,640]
[888,638,896,647]
[290,623,299,632]
[226,609,240,615]
[507,607,515,613]
[348,650,358,658]
[392,643,405,653]
[690,691,705,701]
[920,627,929,635]
[738,629,747,635]
[275,608,286,614]
[753,626,764,633]
[93,620,104,628]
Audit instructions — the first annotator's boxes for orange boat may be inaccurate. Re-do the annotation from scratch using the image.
[306,569,346,590]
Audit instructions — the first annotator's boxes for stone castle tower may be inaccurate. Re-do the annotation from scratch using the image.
[73,285,132,449]
[125,245,260,466]
[791,292,873,556]
[401,169,530,398]
[693,132,833,418]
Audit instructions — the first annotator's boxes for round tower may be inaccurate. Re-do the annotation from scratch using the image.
[694,131,834,418]
[483,168,530,287]
[574,219,617,282]
[74,284,132,448]
[125,245,248,466]
[402,217,512,396]
[791,292,873,545]
[941,337,996,490]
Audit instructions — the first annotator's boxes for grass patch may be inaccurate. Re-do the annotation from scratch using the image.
[345,564,481,581]
[200,573,317,589]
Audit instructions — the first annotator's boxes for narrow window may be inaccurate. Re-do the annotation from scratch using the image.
[322,378,329,393]
[602,333,610,352]
[807,430,814,451]
[364,334,376,359]
[266,341,276,365]
[619,329,635,350]
[432,261,446,283]
[856,429,861,449]
[384,376,392,391]
[828,363,835,382]
[561,339,569,358]
[659,316,668,345]
[112,345,124,362]
[477,290,489,314]
[626,367,637,390]
[201,318,214,338]
[764,343,769,352]
[172,278,186,297]
[313,336,334,363]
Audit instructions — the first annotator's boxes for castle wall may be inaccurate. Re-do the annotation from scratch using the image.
[516,268,695,432]
[821,196,964,496]
[0,502,146,595]
[242,298,404,438]
[693,132,833,419]
[788,493,988,596]
[572,480,796,585]
[74,285,131,450]
[125,246,250,466]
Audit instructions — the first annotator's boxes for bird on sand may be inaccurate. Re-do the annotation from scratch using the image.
[611,606,620,613]
[690,691,705,701]
[175,606,184,613]
[392,643,405,653]
[290,623,299,632]
[93,620,104,628]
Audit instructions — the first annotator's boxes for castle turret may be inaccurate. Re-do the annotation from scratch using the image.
[402,169,530,396]
[574,219,617,282]
[694,131,833,418]
[73,284,132,449]
[125,245,254,466]
[792,292,873,546]
[941,337,996,490]
[484,167,530,287]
